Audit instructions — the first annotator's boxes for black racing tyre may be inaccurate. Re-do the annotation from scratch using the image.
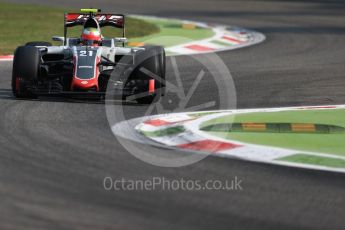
[12,46,40,98]
[132,46,166,104]
[156,46,166,95]
[25,41,52,47]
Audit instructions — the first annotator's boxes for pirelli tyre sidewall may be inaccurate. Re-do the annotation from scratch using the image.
[12,46,41,98]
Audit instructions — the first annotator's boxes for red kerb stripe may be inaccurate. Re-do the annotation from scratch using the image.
[222,36,241,43]
[185,45,215,51]
[177,140,241,153]
[144,119,171,126]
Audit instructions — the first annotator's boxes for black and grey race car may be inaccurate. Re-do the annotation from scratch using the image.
[11,9,166,104]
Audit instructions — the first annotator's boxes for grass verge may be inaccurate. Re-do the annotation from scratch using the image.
[0,2,159,54]
[202,109,345,156]
[129,17,214,47]
[278,154,345,168]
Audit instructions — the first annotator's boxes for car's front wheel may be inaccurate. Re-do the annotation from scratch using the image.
[12,46,41,98]
[131,46,166,104]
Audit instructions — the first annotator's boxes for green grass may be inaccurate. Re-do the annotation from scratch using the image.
[129,18,214,47]
[140,126,185,137]
[202,109,345,156]
[278,154,345,168]
[0,2,215,54]
[0,2,159,54]
[211,40,232,46]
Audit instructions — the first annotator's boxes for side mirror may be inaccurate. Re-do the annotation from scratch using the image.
[52,36,65,42]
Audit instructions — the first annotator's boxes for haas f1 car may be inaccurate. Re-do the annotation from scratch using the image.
[12,9,166,104]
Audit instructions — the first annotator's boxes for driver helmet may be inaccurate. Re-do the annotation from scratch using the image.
[81,27,102,46]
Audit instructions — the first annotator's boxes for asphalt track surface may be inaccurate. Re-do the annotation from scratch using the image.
[1,0,345,229]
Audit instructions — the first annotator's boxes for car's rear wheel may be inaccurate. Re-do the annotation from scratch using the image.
[131,46,166,104]
[12,46,40,98]
[25,41,52,47]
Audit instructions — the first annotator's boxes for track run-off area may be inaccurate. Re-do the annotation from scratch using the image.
[133,105,345,173]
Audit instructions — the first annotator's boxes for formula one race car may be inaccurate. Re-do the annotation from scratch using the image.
[11,9,165,104]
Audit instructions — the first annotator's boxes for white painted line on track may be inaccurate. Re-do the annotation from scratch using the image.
[0,55,13,62]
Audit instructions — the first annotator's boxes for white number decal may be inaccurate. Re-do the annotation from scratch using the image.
[80,51,93,57]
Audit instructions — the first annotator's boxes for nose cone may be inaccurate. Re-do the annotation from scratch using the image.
[72,51,100,91]
[71,78,99,91]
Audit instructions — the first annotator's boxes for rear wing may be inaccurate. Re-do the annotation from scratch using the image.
[63,10,126,46]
